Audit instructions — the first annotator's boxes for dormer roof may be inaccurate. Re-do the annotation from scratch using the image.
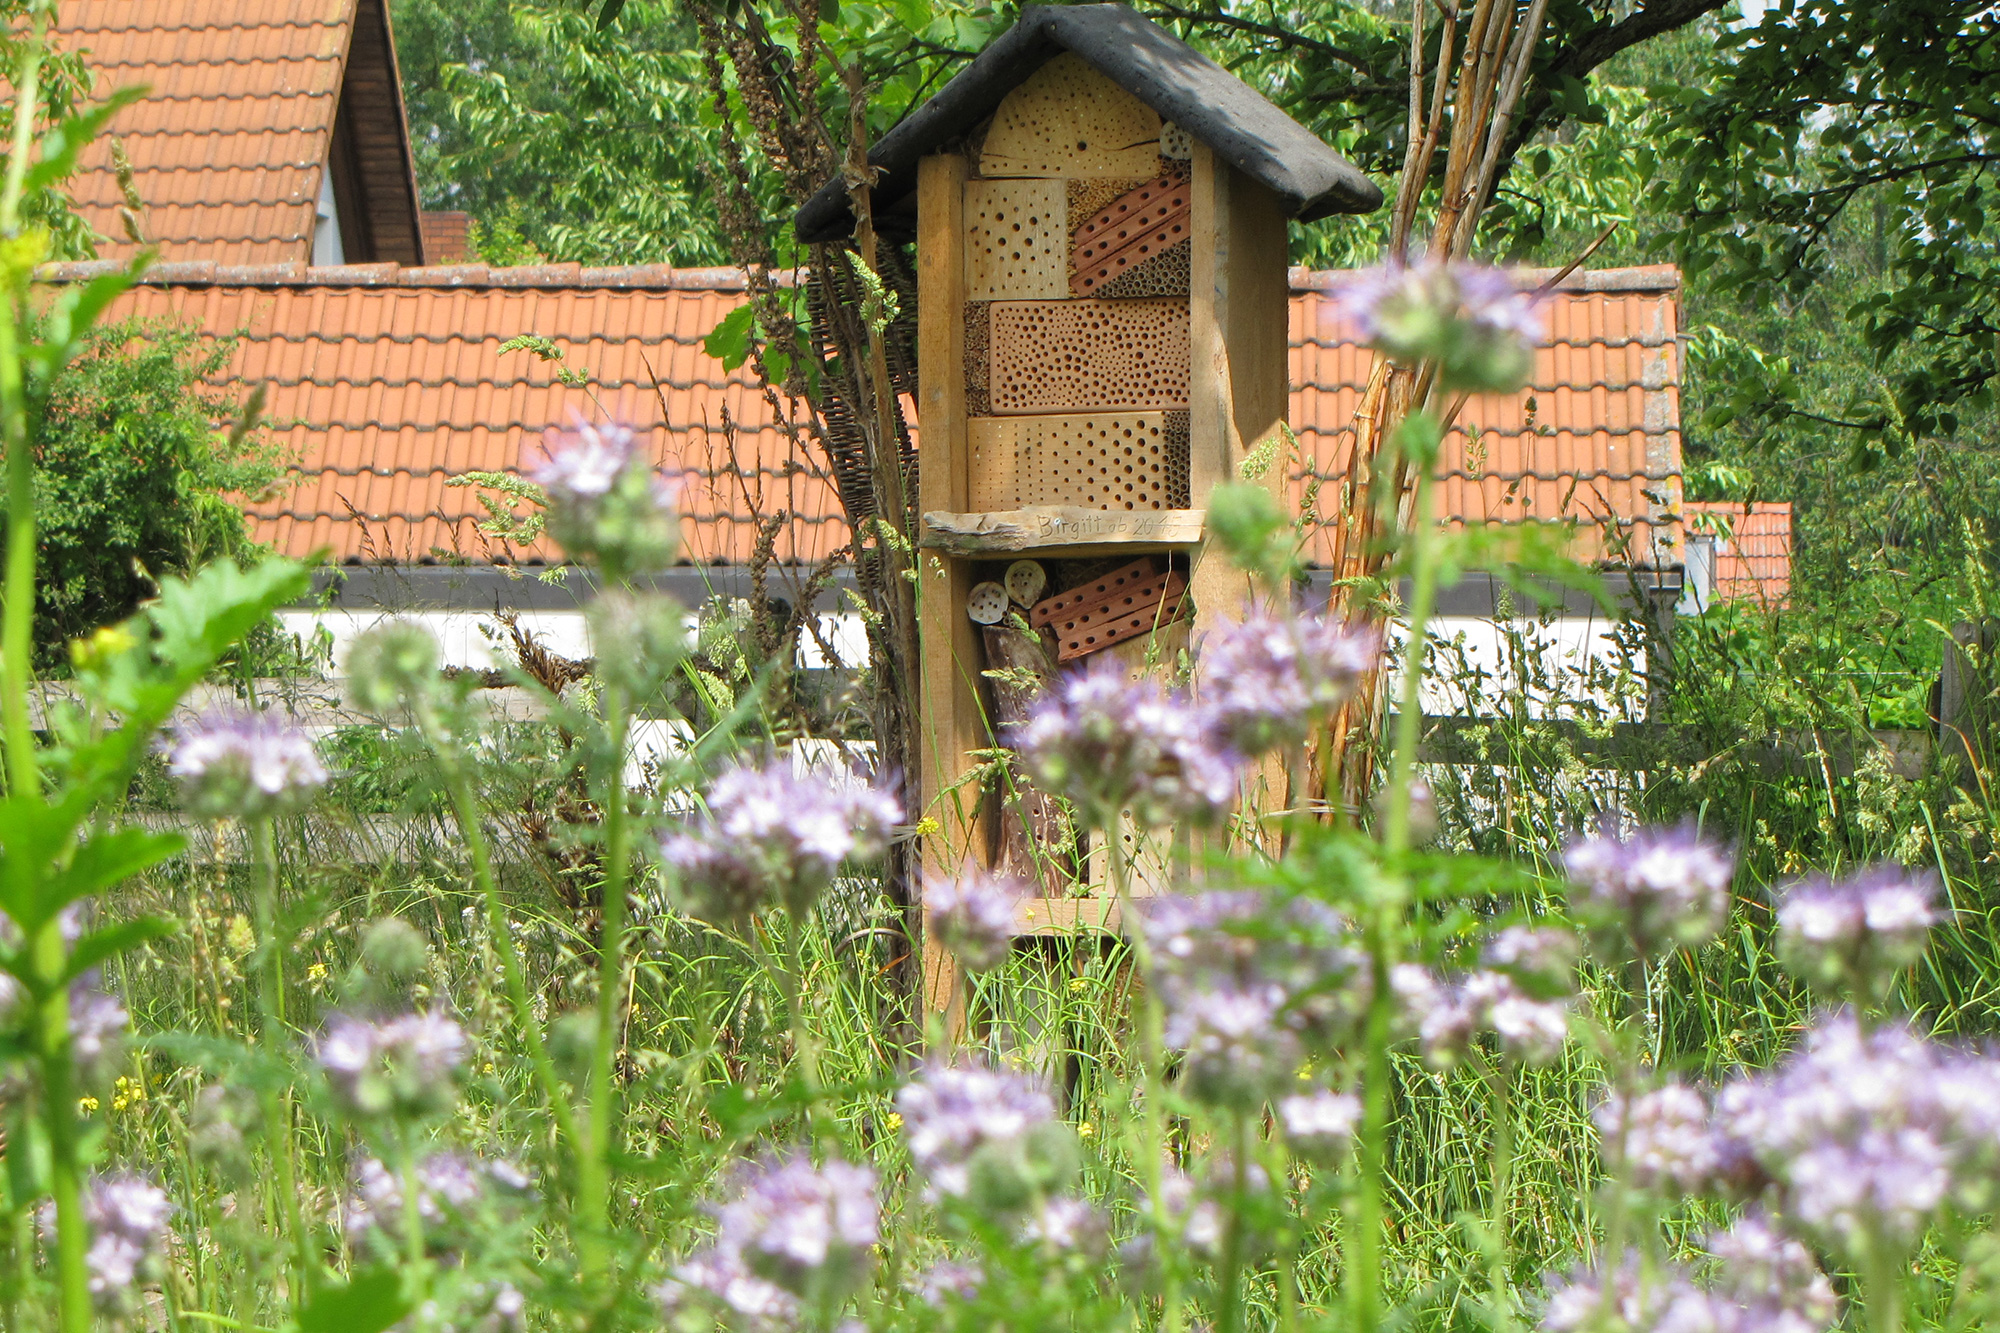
[795,4,1381,243]
[56,0,425,267]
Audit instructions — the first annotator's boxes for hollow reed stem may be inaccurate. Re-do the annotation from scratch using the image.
[580,679,632,1277]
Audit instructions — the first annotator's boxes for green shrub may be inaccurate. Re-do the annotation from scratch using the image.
[15,316,286,663]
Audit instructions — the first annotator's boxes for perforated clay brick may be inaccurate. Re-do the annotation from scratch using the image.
[988,298,1190,414]
[965,180,1068,300]
[978,53,1161,178]
[1070,174,1192,297]
[1048,569,1189,662]
[1030,556,1163,627]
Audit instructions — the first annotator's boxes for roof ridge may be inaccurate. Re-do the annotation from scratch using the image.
[40,259,1673,295]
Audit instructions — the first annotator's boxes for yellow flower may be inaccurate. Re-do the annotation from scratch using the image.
[111,1076,148,1114]
[1077,1122,1095,1139]
[913,816,942,839]
[884,1112,904,1132]
[77,1095,100,1115]
[306,962,329,983]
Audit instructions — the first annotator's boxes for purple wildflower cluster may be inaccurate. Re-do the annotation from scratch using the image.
[1397,963,1572,1068]
[1198,610,1375,755]
[1018,662,1240,829]
[1019,612,1377,830]
[1594,1081,1720,1197]
[923,867,1028,973]
[661,1154,879,1328]
[1278,1089,1362,1161]
[169,711,328,820]
[344,1151,533,1246]
[528,418,681,574]
[1776,864,1939,996]
[81,1174,175,1313]
[1714,1012,2000,1256]
[911,1258,984,1308]
[661,757,900,922]
[1328,260,1546,393]
[317,1009,468,1120]
[1541,1214,1837,1333]
[68,979,130,1085]
[895,1062,1069,1207]
[1564,820,1735,964]
[1144,890,1366,1108]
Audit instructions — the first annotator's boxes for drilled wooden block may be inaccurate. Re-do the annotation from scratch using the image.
[1029,556,1163,628]
[967,417,1022,511]
[965,180,1068,300]
[988,298,1190,414]
[1049,569,1188,662]
[1071,174,1192,296]
[979,53,1162,178]
[968,412,1182,512]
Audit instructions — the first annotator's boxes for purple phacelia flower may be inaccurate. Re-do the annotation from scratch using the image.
[662,757,900,921]
[1198,610,1375,755]
[68,980,129,1084]
[1481,925,1581,1000]
[343,1150,530,1246]
[1017,661,1242,830]
[1702,1212,1839,1333]
[1564,819,1735,964]
[1166,985,1304,1110]
[1019,1195,1108,1256]
[527,417,681,574]
[169,712,328,820]
[1400,968,1569,1067]
[924,866,1027,973]
[911,1258,983,1308]
[1325,261,1545,393]
[1143,889,1367,1049]
[896,1062,1059,1203]
[1278,1089,1362,1161]
[1595,1082,1720,1197]
[1711,1010,2000,1257]
[1776,864,1939,997]
[316,1010,467,1120]
[712,1154,879,1307]
[81,1174,175,1312]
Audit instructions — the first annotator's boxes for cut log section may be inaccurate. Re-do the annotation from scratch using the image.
[1004,559,1048,606]
[967,581,1011,624]
[980,621,1074,891]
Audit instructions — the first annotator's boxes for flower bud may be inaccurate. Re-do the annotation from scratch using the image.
[345,621,441,714]
[587,589,689,697]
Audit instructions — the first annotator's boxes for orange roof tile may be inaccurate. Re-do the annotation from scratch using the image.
[45,261,1686,570]
[56,0,423,267]
[1684,501,1791,607]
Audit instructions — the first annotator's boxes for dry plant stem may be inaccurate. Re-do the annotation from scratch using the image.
[581,679,633,1277]
[251,818,312,1299]
[412,705,578,1139]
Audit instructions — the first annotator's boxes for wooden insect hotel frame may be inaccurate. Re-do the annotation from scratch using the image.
[796,5,1381,1025]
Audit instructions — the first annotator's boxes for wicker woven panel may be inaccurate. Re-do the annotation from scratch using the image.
[966,412,1186,511]
[988,298,1189,413]
[1048,568,1188,662]
[1070,174,1192,296]
[965,180,1068,300]
[978,53,1161,178]
[1030,556,1163,627]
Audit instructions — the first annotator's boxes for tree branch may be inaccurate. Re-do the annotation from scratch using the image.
[1145,4,1383,79]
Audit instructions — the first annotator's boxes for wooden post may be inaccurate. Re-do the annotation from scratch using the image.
[915,153,985,1037]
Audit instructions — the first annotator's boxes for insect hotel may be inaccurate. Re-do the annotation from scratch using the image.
[795,5,1381,1017]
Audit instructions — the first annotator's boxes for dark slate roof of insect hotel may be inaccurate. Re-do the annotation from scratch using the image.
[794,3,1383,242]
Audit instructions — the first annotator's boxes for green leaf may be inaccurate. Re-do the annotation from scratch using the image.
[30,830,186,940]
[703,304,756,371]
[63,917,177,984]
[295,1266,412,1333]
[22,88,149,196]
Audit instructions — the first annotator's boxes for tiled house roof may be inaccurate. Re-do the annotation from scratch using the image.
[46,260,1685,569]
[56,0,425,267]
[1684,500,1792,606]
